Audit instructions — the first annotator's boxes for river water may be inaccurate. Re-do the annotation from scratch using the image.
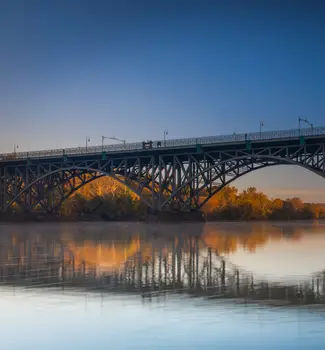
[0,221,325,349]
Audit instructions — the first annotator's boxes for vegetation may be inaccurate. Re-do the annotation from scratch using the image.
[60,177,148,220]
[58,177,325,221]
[204,186,325,220]
[5,177,325,221]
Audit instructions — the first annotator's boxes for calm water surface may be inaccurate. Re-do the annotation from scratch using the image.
[0,221,325,349]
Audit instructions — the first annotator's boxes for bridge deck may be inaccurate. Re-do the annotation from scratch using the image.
[1,126,325,162]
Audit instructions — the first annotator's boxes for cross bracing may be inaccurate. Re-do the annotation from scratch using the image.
[1,127,325,213]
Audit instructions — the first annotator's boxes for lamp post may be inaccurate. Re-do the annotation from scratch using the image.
[259,121,264,139]
[298,117,314,136]
[102,136,126,152]
[102,136,105,152]
[85,137,90,152]
[108,136,126,144]
[163,130,168,147]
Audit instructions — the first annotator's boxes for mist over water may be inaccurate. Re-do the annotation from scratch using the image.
[1,221,325,349]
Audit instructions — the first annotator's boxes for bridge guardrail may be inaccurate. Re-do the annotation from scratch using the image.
[1,126,325,161]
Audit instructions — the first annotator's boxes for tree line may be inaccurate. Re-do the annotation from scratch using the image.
[204,186,325,220]
[60,178,325,221]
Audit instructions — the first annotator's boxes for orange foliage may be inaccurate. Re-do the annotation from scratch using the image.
[204,186,325,220]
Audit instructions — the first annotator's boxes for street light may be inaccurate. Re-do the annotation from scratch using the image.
[163,130,168,146]
[259,121,264,139]
[85,137,90,152]
[102,136,126,152]
[298,117,314,135]
[108,136,126,144]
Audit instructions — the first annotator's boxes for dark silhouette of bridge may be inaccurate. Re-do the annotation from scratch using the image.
[1,126,325,213]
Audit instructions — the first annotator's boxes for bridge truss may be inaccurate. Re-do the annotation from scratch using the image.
[0,133,325,214]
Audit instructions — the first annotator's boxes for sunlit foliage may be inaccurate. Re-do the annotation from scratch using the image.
[205,186,325,220]
[43,177,325,220]
[61,177,148,220]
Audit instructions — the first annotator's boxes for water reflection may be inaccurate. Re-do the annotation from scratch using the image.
[0,221,325,306]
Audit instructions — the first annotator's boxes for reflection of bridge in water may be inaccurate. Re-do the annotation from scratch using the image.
[0,223,324,306]
[1,126,325,213]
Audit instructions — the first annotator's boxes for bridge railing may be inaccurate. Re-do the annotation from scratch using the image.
[1,126,325,161]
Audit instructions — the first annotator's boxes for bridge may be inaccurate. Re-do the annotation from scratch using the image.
[0,126,325,214]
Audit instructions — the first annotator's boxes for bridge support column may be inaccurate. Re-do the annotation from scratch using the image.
[0,166,9,214]
[0,168,4,213]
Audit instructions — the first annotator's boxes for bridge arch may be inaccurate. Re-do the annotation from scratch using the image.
[161,154,325,209]
[5,166,155,213]
[2,141,325,213]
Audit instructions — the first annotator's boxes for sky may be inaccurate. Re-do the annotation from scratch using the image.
[1,0,325,201]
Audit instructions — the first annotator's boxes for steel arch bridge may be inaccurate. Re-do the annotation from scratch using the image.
[1,126,325,214]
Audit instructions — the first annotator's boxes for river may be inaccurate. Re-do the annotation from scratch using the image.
[0,221,325,349]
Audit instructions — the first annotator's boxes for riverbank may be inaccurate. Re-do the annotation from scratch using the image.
[1,211,324,223]
[0,210,205,223]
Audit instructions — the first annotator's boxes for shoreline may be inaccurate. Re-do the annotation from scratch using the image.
[0,213,322,223]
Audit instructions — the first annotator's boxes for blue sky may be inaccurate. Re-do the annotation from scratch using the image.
[1,0,325,200]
